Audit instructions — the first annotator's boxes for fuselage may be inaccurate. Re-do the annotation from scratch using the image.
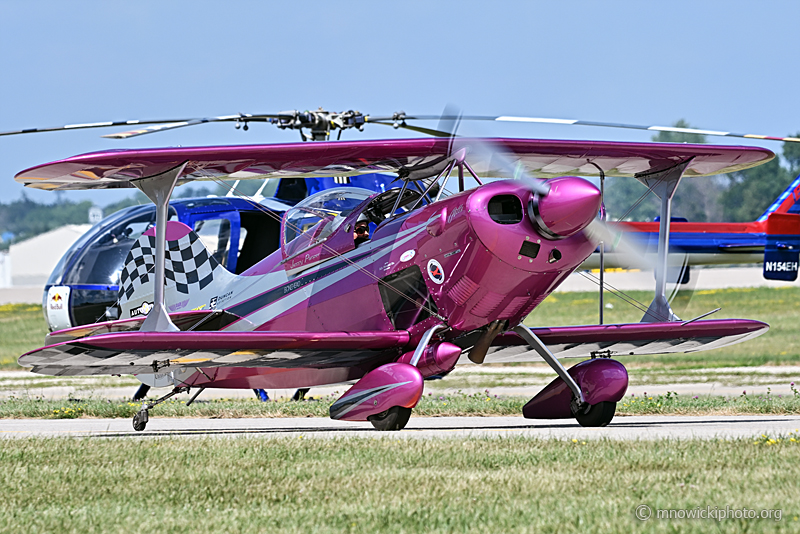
[118,178,602,390]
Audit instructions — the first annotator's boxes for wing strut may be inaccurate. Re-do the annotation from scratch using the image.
[132,163,187,332]
[585,161,606,324]
[635,159,692,323]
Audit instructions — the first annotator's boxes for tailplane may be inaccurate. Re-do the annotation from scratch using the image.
[758,174,800,220]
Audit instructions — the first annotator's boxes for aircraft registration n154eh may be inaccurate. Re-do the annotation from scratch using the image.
[16,137,771,431]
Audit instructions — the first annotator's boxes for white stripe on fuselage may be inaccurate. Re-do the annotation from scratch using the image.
[222,220,432,331]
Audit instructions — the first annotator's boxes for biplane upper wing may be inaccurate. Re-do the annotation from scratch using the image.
[15,138,774,191]
[485,318,768,362]
[20,318,767,377]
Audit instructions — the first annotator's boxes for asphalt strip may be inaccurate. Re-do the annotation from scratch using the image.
[1,415,799,440]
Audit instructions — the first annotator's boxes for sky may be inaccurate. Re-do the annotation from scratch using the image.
[2,0,799,207]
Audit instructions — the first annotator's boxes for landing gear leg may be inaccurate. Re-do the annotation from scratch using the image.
[132,386,189,431]
[292,388,310,401]
[132,384,151,401]
[513,324,588,416]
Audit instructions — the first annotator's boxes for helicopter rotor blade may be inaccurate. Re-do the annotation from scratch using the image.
[404,114,800,144]
[369,105,462,140]
[0,118,187,137]
[101,119,208,139]
[5,108,796,145]
[370,121,454,138]
[0,113,289,139]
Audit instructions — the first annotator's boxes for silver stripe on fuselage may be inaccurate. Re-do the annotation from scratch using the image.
[222,219,432,331]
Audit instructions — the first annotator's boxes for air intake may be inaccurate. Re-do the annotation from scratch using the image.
[488,195,523,224]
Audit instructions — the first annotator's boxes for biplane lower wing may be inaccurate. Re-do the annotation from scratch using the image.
[485,319,768,362]
[19,330,411,377]
[20,319,767,377]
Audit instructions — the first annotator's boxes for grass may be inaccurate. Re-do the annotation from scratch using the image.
[0,303,47,369]
[0,436,799,533]
[429,366,800,391]
[3,388,800,419]
[617,388,800,416]
[0,391,522,420]
[524,285,800,369]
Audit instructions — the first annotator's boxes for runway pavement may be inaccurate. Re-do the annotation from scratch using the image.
[2,414,798,440]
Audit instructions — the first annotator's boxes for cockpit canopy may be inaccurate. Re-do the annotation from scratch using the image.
[281,187,376,262]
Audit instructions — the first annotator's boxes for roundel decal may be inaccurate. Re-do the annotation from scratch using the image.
[427,259,445,284]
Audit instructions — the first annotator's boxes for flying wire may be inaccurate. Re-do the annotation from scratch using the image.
[577,270,674,322]
[201,171,447,324]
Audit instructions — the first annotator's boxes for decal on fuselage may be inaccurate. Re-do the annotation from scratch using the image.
[130,301,154,318]
[765,261,799,272]
[49,293,64,310]
[427,259,445,284]
[228,250,373,318]
[168,299,189,312]
[210,291,234,309]
[446,205,465,224]
[400,250,415,262]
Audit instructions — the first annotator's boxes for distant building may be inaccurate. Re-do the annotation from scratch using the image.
[8,225,91,286]
[0,252,10,288]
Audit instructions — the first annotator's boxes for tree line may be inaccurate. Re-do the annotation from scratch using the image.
[0,185,218,250]
[603,120,800,222]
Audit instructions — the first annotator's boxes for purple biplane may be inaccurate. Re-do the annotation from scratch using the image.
[17,137,771,431]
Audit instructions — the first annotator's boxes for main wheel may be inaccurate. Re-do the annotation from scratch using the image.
[368,406,412,431]
[575,401,616,427]
[132,411,148,432]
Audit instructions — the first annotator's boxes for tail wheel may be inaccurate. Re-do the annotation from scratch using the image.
[368,406,412,431]
[575,401,616,427]
[132,411,148,432]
